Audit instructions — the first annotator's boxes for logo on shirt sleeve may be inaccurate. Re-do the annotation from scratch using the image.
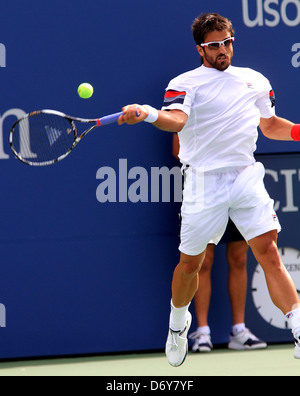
[269,89,275,108]
[163,90,187,107]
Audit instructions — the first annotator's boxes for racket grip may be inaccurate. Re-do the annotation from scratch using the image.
[97,111,124,126]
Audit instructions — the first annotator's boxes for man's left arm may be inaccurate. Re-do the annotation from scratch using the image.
[259,116,299,141]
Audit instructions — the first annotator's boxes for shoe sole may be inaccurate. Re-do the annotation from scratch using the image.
[228,342,267,350]
[191,346,212,353]
[175,344,188,367]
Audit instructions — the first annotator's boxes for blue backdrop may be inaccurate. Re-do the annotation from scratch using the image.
[0,0,299,359]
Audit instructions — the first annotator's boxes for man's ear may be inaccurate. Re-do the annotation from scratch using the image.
[196,45,204,57]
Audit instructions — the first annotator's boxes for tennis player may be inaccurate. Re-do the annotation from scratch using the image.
[118,12,300,366]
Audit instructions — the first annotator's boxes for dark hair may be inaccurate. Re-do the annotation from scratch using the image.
[192,13,235,45]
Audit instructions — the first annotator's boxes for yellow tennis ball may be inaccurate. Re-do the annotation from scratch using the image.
[78,83,94,99]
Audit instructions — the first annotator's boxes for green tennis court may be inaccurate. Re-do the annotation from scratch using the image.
[0,344,298,376]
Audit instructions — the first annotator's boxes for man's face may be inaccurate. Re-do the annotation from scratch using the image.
[197,30,234,71]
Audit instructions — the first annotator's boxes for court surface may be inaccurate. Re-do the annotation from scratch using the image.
[0,344,299,376]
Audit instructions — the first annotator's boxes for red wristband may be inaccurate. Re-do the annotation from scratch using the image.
[291,124,300,141]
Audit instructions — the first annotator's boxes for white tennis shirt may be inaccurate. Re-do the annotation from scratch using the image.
[162,65,275,171]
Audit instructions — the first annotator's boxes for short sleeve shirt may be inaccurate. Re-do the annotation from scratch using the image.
[162,65,275,171]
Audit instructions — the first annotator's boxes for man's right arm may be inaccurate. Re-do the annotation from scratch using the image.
[118,104,188,133]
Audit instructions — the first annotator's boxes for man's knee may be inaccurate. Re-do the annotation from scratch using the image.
[179,252,205,276]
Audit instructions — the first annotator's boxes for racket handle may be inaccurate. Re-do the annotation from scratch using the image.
[97,111,124,126]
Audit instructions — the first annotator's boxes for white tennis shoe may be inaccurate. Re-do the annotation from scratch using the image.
[189,331,213,352]
[165,312,192,367]
[228,328,267,350]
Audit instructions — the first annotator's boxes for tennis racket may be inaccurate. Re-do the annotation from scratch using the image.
[9,109,123,166]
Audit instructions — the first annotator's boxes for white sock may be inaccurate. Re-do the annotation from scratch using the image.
[232,323,246,336]
[197,326,210,335]
[169,300,190,331]
[286,307,300,339]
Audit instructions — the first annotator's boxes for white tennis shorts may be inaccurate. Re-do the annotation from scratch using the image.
[179,162,281,256]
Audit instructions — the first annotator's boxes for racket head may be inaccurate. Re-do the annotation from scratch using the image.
[9,110,77,166]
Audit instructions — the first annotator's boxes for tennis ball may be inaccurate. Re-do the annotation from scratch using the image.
[78,83,94,99]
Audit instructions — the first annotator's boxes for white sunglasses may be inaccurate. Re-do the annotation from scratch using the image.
[201,37,235,50]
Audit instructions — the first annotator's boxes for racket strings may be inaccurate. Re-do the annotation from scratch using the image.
[12,113,76,164]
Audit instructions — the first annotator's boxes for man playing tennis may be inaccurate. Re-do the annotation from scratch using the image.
[118,12,300,366]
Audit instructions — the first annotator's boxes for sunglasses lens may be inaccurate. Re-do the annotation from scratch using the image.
[208,43,220,49]
[224,39,233,47]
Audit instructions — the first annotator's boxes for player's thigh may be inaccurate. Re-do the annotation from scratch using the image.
[179,206,229,256]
